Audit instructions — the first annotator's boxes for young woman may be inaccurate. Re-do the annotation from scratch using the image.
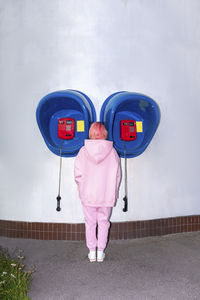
[74,122,121,262]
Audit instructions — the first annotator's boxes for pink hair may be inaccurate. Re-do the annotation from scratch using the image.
[89,122,108,140]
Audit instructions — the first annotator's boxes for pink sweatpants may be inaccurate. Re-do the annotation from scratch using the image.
[82,205,112,251]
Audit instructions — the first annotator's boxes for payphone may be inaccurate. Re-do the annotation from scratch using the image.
[36,89,96,211]
[100,91,160,212]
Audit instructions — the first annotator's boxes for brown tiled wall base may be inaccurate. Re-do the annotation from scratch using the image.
[0,216,200,241]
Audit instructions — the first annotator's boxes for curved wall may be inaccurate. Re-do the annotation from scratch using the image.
[0,0,200,226]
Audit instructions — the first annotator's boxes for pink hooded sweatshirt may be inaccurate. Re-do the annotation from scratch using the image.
[74,139,121,207]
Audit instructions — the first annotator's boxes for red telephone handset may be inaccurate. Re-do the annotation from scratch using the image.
[58,118,75,140]
[120,120,137,141]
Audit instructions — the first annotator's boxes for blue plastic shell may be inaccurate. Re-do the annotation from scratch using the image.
[100,91,160,158]
[36,89,96,157]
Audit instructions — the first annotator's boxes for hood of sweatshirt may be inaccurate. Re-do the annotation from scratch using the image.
[84,139,113,164]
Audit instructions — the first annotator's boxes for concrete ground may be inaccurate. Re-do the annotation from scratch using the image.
[0,232,200,300]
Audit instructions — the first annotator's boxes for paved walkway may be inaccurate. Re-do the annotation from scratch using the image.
[0,232,200,300]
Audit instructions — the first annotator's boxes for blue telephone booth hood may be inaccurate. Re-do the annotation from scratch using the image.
[36,89,96,157]
[100,91,160,158]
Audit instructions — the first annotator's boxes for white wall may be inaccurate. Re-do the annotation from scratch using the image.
[0,0,200,223]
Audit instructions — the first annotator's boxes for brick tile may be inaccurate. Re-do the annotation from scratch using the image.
[66,232,72,240]
[1,215,200,241]
[111,222,118,232]
[80,224,85,233]
[76,232,81,241]
[27,222,32,231]
[67,224,71,233]
[57,223,63,231]
[52,232,57,240]
[124,232,128,240]
[53,223,58,232]
[39,231,44,240]
[43,223,49,231]
[118,232,124,240]
[48,232,54,240]
[49,223,53,231]
[71,232,76,241]
[109,232,116,240]
[80,233,85,241]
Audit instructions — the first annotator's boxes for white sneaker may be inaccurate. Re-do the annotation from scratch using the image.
[88,250,96,262]
[97,250,105,262]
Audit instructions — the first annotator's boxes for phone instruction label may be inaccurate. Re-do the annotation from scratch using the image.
[77,120,85,132]
[136,121,143,132]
